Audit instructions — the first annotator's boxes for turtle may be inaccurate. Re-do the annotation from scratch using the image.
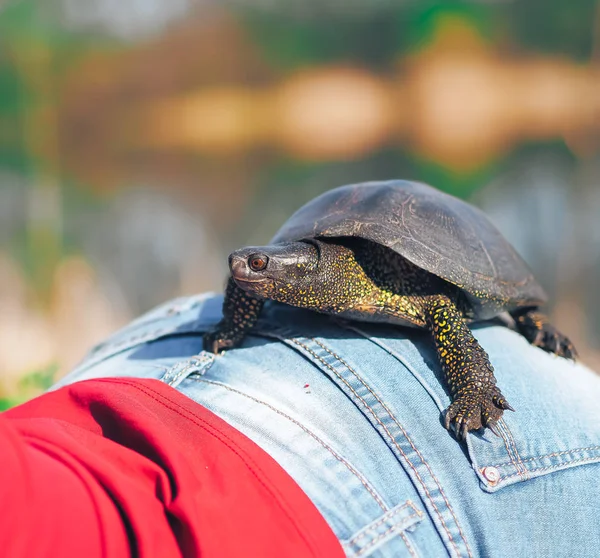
[203,180,577,439]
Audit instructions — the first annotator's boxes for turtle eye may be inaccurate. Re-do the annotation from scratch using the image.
[248,254,268,271]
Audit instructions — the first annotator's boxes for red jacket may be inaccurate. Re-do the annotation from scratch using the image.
[1,378,344,558]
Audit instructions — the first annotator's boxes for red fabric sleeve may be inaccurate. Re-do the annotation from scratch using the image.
[1,378,344,558]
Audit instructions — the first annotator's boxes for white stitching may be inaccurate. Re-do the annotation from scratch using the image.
[401,531,418,558]
[492,445,600,468]
[495,419,527,478]
[499,418,527,476]
[499,455,600,482]
[351,514,422,557]
[289,337,469,558]
[192,377,388,512]
[345,502,422,545]
[310,338,473,558]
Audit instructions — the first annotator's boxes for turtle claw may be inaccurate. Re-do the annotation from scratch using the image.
[444,410,452,431]
[532,330,544,347]
[485,421,501,438]
[492,391,514,412]
[213,339,233,354]
[515,312,578,361]
[537,328,578,360]
[453,416,465,440]
[459,419,470,441]
[444,388,509,440]
[203,330,236,354]
[559,339,578,361]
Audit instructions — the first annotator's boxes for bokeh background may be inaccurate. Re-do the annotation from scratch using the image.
[1,0,599,403]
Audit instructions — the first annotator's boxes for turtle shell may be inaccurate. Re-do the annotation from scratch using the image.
[271,180,547,318]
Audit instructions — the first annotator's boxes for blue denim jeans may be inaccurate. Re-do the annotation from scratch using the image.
[53,293,600,558]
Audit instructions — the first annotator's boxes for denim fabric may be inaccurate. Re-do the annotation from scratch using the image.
[53,294,600,558]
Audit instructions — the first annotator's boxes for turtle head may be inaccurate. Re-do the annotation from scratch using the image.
[228,241,320,302]
[229,238,373,312]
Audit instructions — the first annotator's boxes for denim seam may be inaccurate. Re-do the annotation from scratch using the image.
[351,513,422,558]
[400,531,418,558]
[499,455,600,481]
[94,327,173,355]
[166,361,197,386]
[78,293,216,373]
[288,337,470,558]
[498,418,527,476]
[492,445,600,468]
[140,363,170,372]
[161,353,215,387]
[345,502,422,544]
[490,419,518,475]
[77,326,175,372]
[343,324,446,412]
[495,419,527,478]
[311,338,473,558]
[191,376,388,512]
[123,292,212,329]
[254,326,471,557]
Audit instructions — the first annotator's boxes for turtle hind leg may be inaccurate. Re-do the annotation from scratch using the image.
[421,295,513,440]
[203,277,264,354]
[511,309,577,360]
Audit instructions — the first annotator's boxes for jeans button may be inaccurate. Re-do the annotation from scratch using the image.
[481,466,500,485]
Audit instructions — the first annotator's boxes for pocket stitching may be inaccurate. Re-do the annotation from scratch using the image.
[400,531,418,558]
[162,353,215,387]
[191,376,389,512]
[499,454,600,481]
[496,419,528,478]
[310,338,472,557]
[351,513,423,558]
[288,336,472,558]
[492,444,600,468]
[345,501,422,545]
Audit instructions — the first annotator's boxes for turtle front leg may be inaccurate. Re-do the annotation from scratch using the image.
[511,309,577,360]
[423,295,513,440]
[203,277,264,354]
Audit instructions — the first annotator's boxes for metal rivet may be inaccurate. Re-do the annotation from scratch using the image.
[481,466,500,485]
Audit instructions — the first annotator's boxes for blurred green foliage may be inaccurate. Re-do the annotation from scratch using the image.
[0,364,57,410]
[242,1,597,69]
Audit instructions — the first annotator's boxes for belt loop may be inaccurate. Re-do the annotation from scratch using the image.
[161,352,216,387]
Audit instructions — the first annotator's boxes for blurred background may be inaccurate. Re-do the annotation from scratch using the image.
[1,0,599,403]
